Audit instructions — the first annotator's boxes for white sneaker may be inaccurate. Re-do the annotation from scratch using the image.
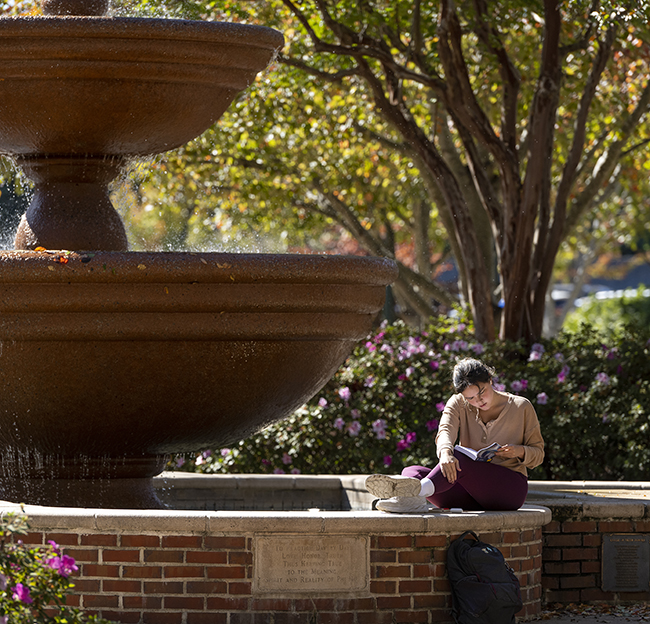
[376,496,431,513]
[365,474,421,499]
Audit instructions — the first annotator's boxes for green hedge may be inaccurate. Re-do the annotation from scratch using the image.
[170,318,650,481]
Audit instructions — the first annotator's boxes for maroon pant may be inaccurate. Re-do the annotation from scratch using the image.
[402,450,528,511]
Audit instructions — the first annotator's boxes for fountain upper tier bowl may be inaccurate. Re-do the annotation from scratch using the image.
[0,17,283,156]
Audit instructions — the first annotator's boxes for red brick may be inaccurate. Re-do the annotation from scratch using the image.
[560,575,595,589]
[24,532,44,545]
[165,596,205,610]
[434,579,451,592]
[544,562,579,575]
[375,565,411,578]
[414,593,447,608]
[206,566,246,579]
[103,549,140,562]
[206,596,249,610]
[521,530,535,542]
[370,580,396,593]
[376,535,412,549]
[64,595,81,607]
[143,581,183,594]
[163,566,204,578]
[293,598,336,611]
[186,551,227,564]
[399,580,432,593]
[311,614,354,624]
[376,595,411,609]
[204,536,246,549]
[103,579,142,593]
[580,587,614,601]
[546,535,582,547]
[123,596,162,609]
[228,582,252,595]
[162,535,203,549]
[562,521,597,533]
[100,612,142,624]
[413,563,441,578]
[503,532,520,543]
[250,598,292,611]
[121,534,160,548]
[122,566,163,579]
[81,534,118,547]
[142,613,182,624]
[634,521,650,532]
[474,532,501,544]
[544,589,580,603]
[371,551,396,563]
[398,551,431,564]
[598,521,634,532]
[583,534,601,547]
[46,533,79,546]
[82,594,119,608]
[393,611,429,622]
[543,521,561,533]
[186,580,227,594]
[542,577,559,590]
[229,551,252,565]
[429,608,453,622]
[66,549,99,562]
[144,550,184,563]
[82,564,119,577]
[187,615,228,624]
[413,535,447,548]
[357,612,395,624]
[581,561,601,573]
[562,548,598,561]
[70,579,101,592]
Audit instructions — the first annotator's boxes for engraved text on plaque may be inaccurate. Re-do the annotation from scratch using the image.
[254,535,369,594]
[602,534,650,592]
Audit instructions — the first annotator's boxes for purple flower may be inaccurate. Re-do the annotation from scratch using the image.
[0,574,6,591]
[48,540,60,552]
[602,414,610,423]
[426,419,440,432]
[347,421,362,437]
[457,323,467,331]
[12,583,32,604]
[338,387,352,402]
[290,468,301,474]
[318,397,328,408]
[383,455,393,467]
[175,457,185,468]
[396,439,410,452]
[364,376,376,388]
[46,554,78,578]
[511,379,528,393]
[429,361,440,371]
[351,409,361,419]
[435,402,445,412]
[273,468,285,474]
[396,390,404,398]
[531,343,545,354]
[557,365,570,383]
[528,350,542,362]
[380,344,394,354]
[220,448,230,457]
[0,615,7,624]
[282,453,292,465]
[595,372,610,385]
[536,392,548,405]
[365,341,376,352]
[202,450,212,459]
[554,352,564,362]
[375,429,387,440]
[372,419,387,432]
[471,343,484,355]
[261,459,271,466]
[405,432,417,445]
[405,366,415,377]
[333,418,345,431]
[493,382,506,392]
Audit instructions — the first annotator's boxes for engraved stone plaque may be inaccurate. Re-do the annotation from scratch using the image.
[602,534,650,592]
[253,535,369,595]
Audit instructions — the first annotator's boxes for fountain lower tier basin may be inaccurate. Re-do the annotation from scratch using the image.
[0,251,397,508]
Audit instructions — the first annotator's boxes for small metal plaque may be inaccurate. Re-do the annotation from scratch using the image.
[602,534,650,592]
[253,535,369,595]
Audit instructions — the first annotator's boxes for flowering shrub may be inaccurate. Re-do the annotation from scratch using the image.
[0,511,112,624]
[171,318,650,481]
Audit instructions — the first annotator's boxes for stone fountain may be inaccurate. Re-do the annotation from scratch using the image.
[0,0,397,509]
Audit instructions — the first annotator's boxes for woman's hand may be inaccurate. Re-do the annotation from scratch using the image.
[495,445,524,460]
[439,450,461,484]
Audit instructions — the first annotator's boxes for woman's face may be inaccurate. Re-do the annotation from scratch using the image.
[461,382,495,411]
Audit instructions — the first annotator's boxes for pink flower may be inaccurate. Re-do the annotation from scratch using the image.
[220,448,230,457]
[536,392,548,405]
[46,554,78,578]
[471,343,484,355]
[396,390,404,398]
[383,455,393,467]
[273,468,285,474]
[12,583,32,604]
[351,409,361,419]
[375,429,387,440]
[364,376,376,387]
[426,419,440,432]
[493,382,506,392]
[175,457,185,468]
[435,402,445,412]
[318,397,328,408]
[557,365,570,383]
[333,418,345,430]
[282,453,292,465]
[429,361,440,371]
[405,432,417,445]
[291,468,301,474]
[372,419,387,432]
[511,379,528,392]
[595,372,610,385]
[365,341,376,352]
[396,439,410,452]
[338,387,351,401]
[347,421,362,437]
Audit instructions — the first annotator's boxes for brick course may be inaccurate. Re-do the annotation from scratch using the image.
[25,527,542,623]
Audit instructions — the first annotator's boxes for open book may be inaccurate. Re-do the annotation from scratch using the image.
[455,442,501,462]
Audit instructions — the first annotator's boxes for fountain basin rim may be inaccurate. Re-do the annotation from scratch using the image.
[0,251,399,285]
[0,15,284,49]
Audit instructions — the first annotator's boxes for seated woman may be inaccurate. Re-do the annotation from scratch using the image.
[366,357,545,513]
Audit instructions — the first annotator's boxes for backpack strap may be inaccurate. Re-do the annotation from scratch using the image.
[457,530,480,542]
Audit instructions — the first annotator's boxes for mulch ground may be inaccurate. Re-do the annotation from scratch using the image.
[536,603,650,621]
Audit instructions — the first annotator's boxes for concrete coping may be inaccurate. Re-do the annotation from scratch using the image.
[0,500,551,535]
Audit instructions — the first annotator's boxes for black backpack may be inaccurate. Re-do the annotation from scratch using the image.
[446,530,523,624]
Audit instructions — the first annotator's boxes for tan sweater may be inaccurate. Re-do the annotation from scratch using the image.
[435,392,545,476]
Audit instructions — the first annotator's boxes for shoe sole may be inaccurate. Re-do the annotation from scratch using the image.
[365,474,421,498]
[376,498,431,513]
